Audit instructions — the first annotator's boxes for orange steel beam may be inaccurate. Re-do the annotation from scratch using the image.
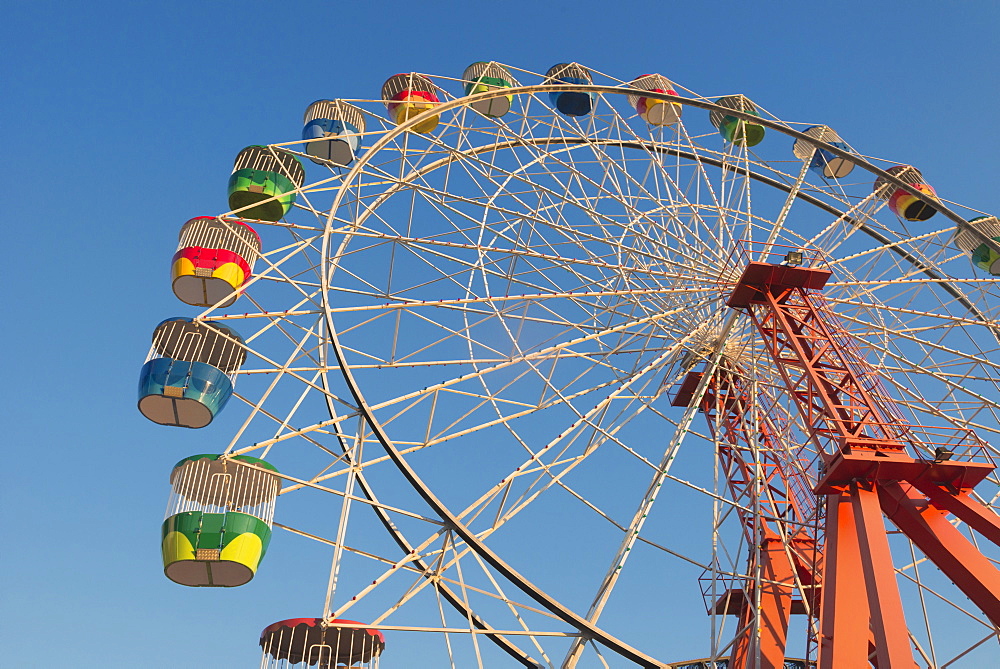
[849,482,916,668]
[730,266,919,668]
[731,258,1000,666]
[729,531,798,669]
[674,366,817,544]
[879,480,1000,625]
[911,480,1000,547]
[729,261,952,668]
[819,491,872,669]
[686,246,1000,667]
[754,289,907,454]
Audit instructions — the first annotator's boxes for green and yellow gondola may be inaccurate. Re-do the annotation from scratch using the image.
[955,215,1000,274]
[462,62,516,118]
[161,454,280,587]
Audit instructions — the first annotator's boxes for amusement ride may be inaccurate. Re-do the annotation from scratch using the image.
[136,62,1000,668]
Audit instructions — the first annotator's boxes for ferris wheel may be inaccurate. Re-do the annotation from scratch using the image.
[137,62,1000,668]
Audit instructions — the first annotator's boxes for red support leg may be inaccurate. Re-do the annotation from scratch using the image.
[849,482,916,668]
[757,534,796,668]
[676,365,818,666]
[912,480,1000,548]
[819,492,870,669]
[729,587,757,669]
[729,532,797,669]
[879,480,1000,626]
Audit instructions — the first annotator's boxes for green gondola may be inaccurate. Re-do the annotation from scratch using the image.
[161,454,280,587]
[228,145,305,221]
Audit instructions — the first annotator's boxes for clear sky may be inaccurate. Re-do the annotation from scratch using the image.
[5,1,1000,667]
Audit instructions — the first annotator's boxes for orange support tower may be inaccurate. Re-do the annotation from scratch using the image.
[673,365,819,669]
[727,259,1000,668]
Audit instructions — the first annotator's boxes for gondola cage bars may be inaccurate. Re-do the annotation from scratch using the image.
[544,62,595,117]
[709,94,766,146]
[873,164,939,221]
[228,145,305,222]
[260,618,385,668]
[791,125,855,179]
[381,73,441,134]
[626,74,682,126]
[461,61,517,118]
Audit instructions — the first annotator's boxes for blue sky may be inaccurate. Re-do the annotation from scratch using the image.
[5,1,1000,667]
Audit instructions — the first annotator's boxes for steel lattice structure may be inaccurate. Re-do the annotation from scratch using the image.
[145,63,1000,668]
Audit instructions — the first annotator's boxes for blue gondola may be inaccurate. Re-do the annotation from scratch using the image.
[792,125,855,179]
[302,100,366,166]
[138,318,246,428]
[545,63,595,117]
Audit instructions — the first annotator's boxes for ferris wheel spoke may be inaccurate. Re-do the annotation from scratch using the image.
[323,527,563,657]
[833,311,1000,374]
[896,564,995,630]
[332,332,700,572]
[828,310,1000,421]
[440,356,751,584]
[275,424,556,663]
[349,301,693,405]
[575,118,734,253]
[368,328,677,459]
[235,237,328,312]
[288,446,554,666]
[461,547,558,667]
[522,153,722,274]
[801,190,886,253]
[339,228,707,282]
[343,136,728,282]
[229,393,358,462]
[233,345,337,404]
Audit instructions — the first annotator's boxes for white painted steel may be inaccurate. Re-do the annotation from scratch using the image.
[155,64,1000,668]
